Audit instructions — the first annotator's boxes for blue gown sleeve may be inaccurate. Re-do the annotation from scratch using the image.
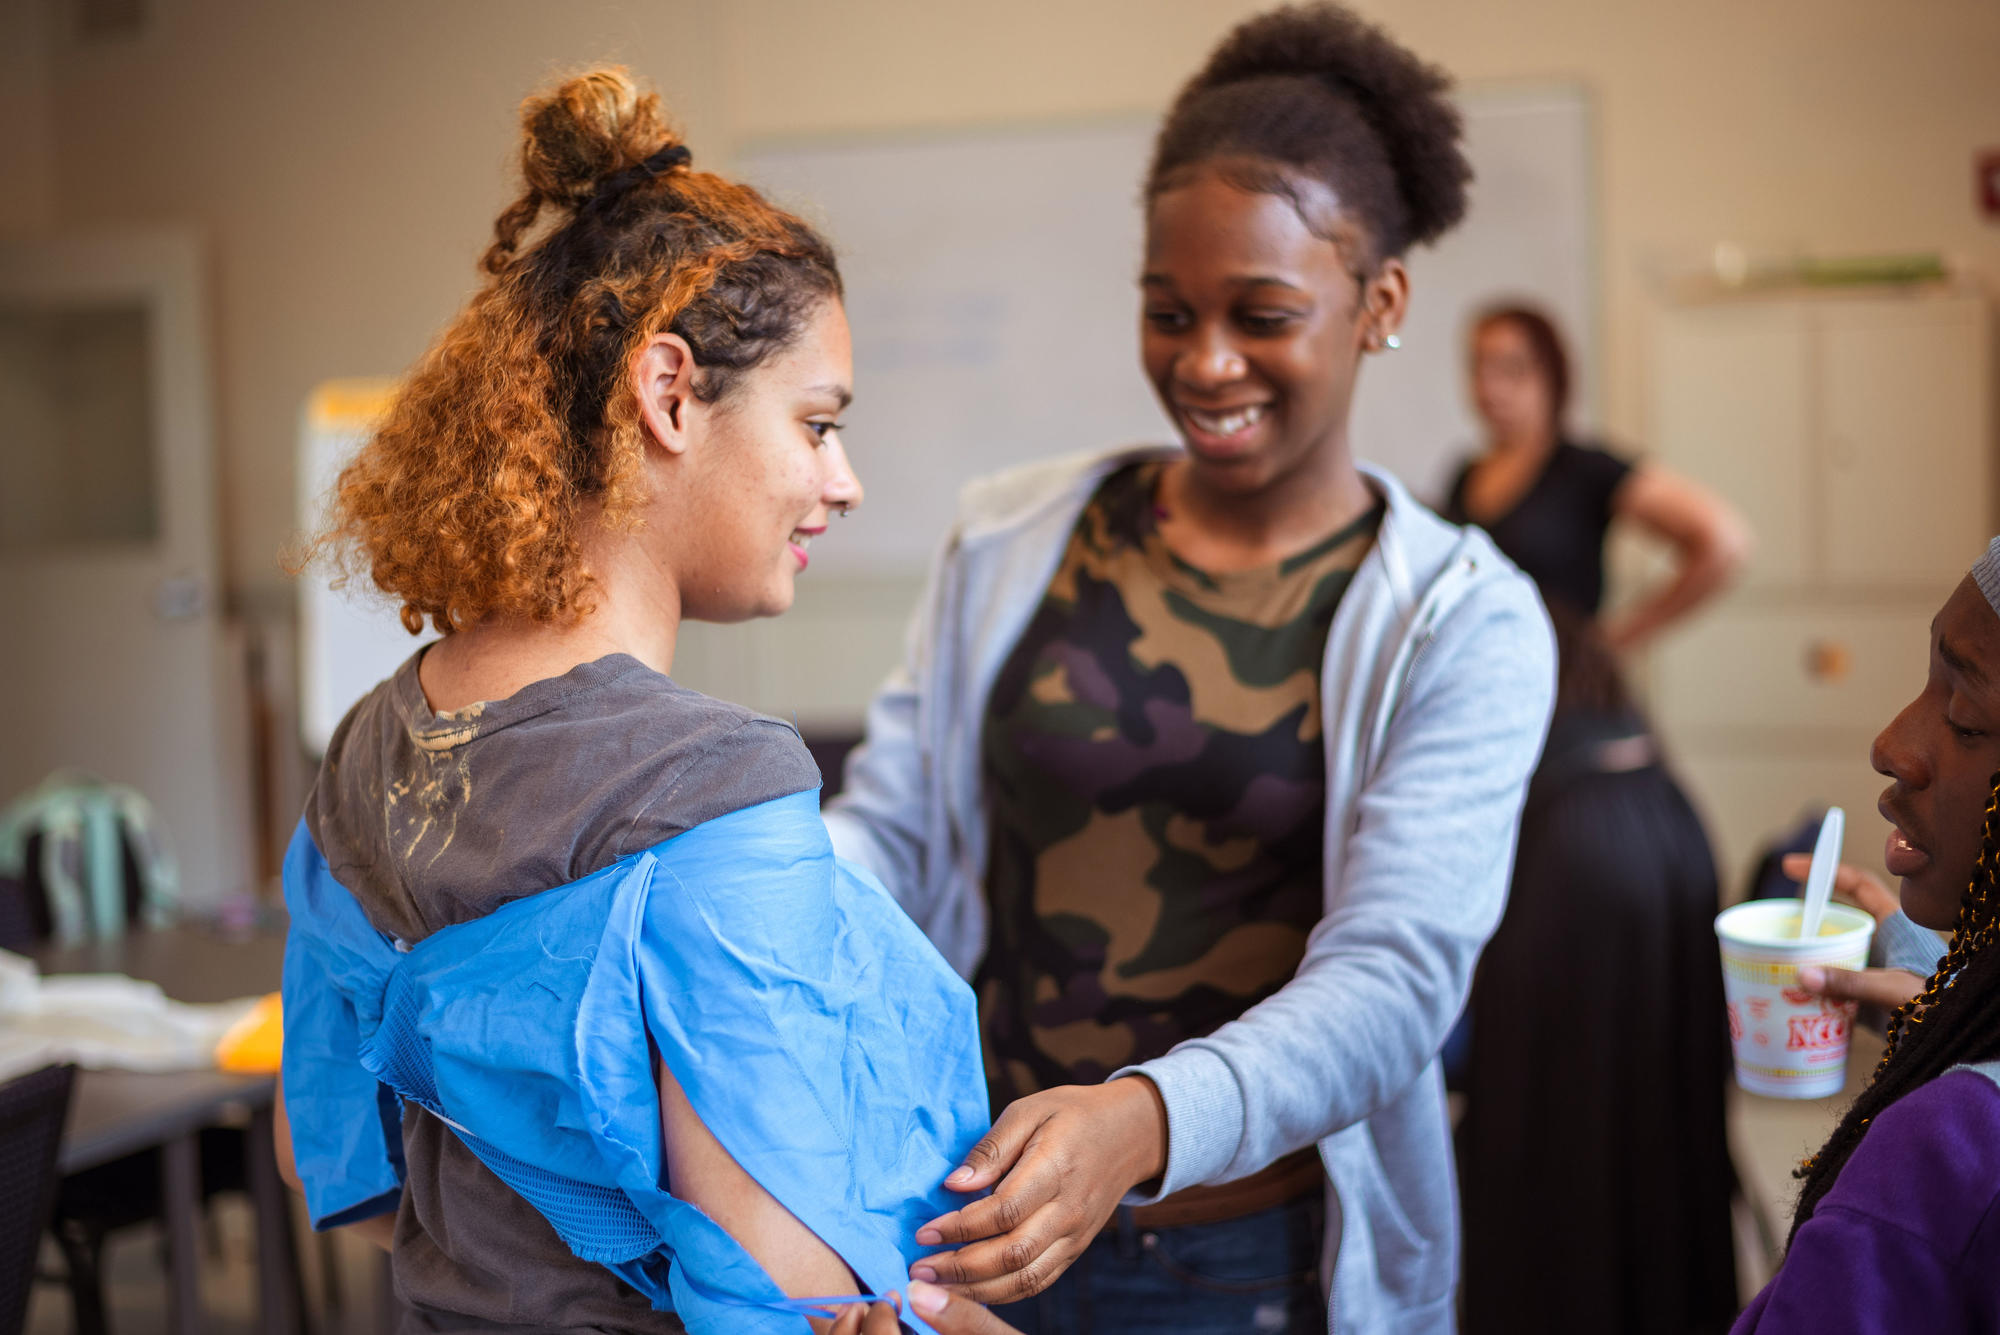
[279,823,404,1229]
[298,793,988,1335]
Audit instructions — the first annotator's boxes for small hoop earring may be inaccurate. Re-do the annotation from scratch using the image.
[1383,333,1402,351]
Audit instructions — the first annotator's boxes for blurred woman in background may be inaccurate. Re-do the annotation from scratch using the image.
[1446,304,1749,649]
[1453,600,1740,1334]
[1445,308,1749,1331]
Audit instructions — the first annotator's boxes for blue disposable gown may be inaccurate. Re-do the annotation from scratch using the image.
[280,789,990,1334]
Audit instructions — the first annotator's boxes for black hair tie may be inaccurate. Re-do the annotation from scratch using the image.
[582,143,692,214]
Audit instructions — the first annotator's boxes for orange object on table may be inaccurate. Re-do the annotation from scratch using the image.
[214,992,283,1073]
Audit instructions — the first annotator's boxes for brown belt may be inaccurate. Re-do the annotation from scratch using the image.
[1118,1147,1323,1232]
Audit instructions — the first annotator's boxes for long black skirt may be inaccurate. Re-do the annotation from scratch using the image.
[1456,747,1739,1335]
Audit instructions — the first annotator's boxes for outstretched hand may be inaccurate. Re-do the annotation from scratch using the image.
[909,1077,1167,1304]
[826,1282,1024,1335]
[1780,853,1900,924]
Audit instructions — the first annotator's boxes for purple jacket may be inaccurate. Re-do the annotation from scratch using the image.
[1732,1063,2000,1332]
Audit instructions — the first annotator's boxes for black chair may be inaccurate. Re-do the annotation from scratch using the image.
[8,831,306,1334]
[0,1064,78,1335]
[51,1127,273,1335]
[0,869,37,955]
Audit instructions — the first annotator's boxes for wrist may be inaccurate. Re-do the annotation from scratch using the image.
[1108,1075,1168,1189]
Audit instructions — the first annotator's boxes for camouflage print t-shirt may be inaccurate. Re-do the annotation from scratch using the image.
[978,461,1384,1108]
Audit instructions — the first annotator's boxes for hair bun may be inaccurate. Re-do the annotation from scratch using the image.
[1188,3,1468,247]
[518,67,680,208]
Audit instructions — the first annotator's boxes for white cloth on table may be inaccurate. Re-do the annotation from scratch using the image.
[0,948,258,1083]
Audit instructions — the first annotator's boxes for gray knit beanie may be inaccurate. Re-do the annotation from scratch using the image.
[1976,537,2000,617]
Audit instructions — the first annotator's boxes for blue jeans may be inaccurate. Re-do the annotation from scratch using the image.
[990,1195,1324,1334]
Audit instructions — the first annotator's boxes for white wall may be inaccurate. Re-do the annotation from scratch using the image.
[32,0,2000,606]
[16,0,2000,754]
[43,0,725,598]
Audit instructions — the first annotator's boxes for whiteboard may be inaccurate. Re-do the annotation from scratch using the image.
[737,84,1594,571]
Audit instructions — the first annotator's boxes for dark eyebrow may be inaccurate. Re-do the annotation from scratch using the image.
[1139,273,1307,294]
[807,383,852,411]
[1940,634,1991,689]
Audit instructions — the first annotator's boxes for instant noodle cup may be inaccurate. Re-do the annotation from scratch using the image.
[1714,899,1875,1099]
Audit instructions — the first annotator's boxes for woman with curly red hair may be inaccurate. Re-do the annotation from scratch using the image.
[276,68,987,1335]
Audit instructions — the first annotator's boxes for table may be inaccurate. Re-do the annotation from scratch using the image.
[36,924,303,1335]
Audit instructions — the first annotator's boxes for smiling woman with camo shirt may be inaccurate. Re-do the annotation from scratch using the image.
[823,7,1555,1333]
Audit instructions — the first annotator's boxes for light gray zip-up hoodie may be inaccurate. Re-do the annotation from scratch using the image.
[824,445,1556,1334]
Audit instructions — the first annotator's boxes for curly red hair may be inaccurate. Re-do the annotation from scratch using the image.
[323,68,841,634]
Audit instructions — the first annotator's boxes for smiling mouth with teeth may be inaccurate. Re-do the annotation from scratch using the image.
[789,530,814,550]
[1180,403,1268,437]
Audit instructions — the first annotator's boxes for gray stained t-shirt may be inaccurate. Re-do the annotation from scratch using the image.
[305,650,820,1334]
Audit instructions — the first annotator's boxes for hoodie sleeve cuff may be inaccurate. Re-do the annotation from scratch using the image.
[1877,909,1947,978]
[1111,1047,1246,1203]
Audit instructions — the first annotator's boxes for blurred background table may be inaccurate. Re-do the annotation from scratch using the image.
[34,924,301,1335]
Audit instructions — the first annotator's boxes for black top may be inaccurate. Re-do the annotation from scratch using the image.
[1445,440,1633,616]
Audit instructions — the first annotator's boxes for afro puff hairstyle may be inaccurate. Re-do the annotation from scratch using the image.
[1149,3,1471,265]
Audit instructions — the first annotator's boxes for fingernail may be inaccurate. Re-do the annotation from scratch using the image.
[946,1166,975,1186]
[915,1226,942,1245]
[1798,966,1825,990]
[911,1264,938,1283]
[909,1281,947,1316]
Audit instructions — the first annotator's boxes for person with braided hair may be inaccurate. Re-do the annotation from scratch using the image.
[275,68,989,1335]
[825,6,1554,1332]
[1728,537,2000,1331]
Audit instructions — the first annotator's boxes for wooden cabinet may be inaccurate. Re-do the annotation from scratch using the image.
[1651,302,1813,584]
[1671,748,1902,898]
[1819,299,1990,586]
[1644,288,1992,894]
[1652,605,1934,736]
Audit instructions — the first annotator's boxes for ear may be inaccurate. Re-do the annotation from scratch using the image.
[1359,258,1411,353]
[630,333,698,455]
